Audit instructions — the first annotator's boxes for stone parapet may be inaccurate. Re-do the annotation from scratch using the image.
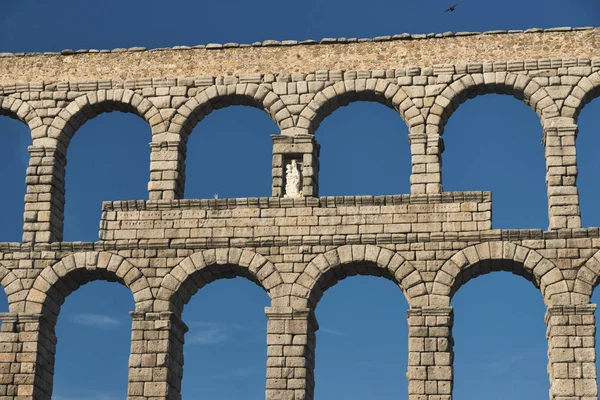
[99,192,491,242]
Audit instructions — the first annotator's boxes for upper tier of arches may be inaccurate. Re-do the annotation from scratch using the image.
[0,64,598,242]
[0,68,595,147]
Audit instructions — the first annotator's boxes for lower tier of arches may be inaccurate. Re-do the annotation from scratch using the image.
[0,301,596,400]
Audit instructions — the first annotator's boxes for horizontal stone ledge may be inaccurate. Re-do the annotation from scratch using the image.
[1,226,600,252]
[101,191,492,211]
[1,55,599,94]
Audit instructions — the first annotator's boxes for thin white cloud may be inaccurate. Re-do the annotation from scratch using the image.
[211,367,259,380]
[320,327,350,337]
[68,313,121,329]
[53,394,120,400]
[483,354,526,376]
[187,321,244,345]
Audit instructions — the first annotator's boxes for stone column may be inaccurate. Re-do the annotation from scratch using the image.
[544,123,581,230]
[149,141,185,201]
[128,311,187,400]
[0,312,55,400]
[546,305,597,400]
[23,146,66,243]
[407,306,453,400]
[409,133,443,195]
[265,306,318,400]
[271,134,320,198]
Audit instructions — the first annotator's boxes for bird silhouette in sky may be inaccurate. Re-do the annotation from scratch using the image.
[445,3,458,12]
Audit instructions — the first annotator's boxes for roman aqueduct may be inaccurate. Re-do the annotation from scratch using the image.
[0,26,599,399]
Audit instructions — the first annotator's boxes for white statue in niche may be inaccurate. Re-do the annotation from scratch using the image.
[284,160,302,198]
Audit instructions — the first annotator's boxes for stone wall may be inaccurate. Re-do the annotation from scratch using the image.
[0,28,598,84]
[0,27,599,400]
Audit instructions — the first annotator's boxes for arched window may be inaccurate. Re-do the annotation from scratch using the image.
[453,272,548,399]
[63,112,151,241]
[314,275,409,399]
[181,277,270,398]
[52,281,134,399]
[0,116,30,242]
[185,106,275,199]
[575,98,600,227]
[443,95,547,229]
[317,102,411,196]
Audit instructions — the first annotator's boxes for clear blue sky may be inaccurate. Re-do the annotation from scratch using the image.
[1,1,599,399]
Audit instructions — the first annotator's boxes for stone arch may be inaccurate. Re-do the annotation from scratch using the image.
[573,248,600,305]
[429,72,560,134]
[293,245,427,309]
[433,242,567,306]
[562,71,600,120]
[0,95,43,136]
[170,84,290,140]
[24,252,152,323]
[299,79,423,134]
[0,262,24,313]
[156,248,286,313]
[48,89,166,148]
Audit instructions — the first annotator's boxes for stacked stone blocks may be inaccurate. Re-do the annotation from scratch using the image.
[0,27,598,400]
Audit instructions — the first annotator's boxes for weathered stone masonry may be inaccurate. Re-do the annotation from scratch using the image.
[0,26,599,399]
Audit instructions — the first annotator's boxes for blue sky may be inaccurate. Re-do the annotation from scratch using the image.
[0,0,599,399]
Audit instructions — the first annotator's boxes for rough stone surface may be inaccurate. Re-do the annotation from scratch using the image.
[0,27,599,400]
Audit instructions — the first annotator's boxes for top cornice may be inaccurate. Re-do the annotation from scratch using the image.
[0,26,597,58]
[0,26,598,85]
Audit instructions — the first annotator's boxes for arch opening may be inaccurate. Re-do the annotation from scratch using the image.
[159,249,283,314]
[568,73,600,122]
[169,262,272,313]
[0,276,8,320]
[23,253,150,398]
[176,90,281,139]
[181,277,270,399]
[450,258,541,298]
[442,94,547,229]
[310,260,408,307]
[52,280,134,399]
[0,115,31,242]
[574,97,600,227]
[433,74,555,133]
[302,246,425,310]
[314,274,409,399]
[63,112,151,241]
[308,86,410,133]
[184,105,276,199]
[453,272,549,399]
[54,92,163,147]
[316,101,411,196]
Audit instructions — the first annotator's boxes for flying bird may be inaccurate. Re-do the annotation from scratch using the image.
[445,3,458,12]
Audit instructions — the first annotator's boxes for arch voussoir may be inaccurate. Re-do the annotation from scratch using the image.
[304,78,418,134]
[159,248,283,313]
[563,72,600,120]
[298,245,425,308]
[573,249,600,303]
[24,252,151,321]
[434,72,556,134]
[0,96,42,136]
[435,242,565,305]
[49,89,165,146]
[171,84,286,139]
[0,263,24,312]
